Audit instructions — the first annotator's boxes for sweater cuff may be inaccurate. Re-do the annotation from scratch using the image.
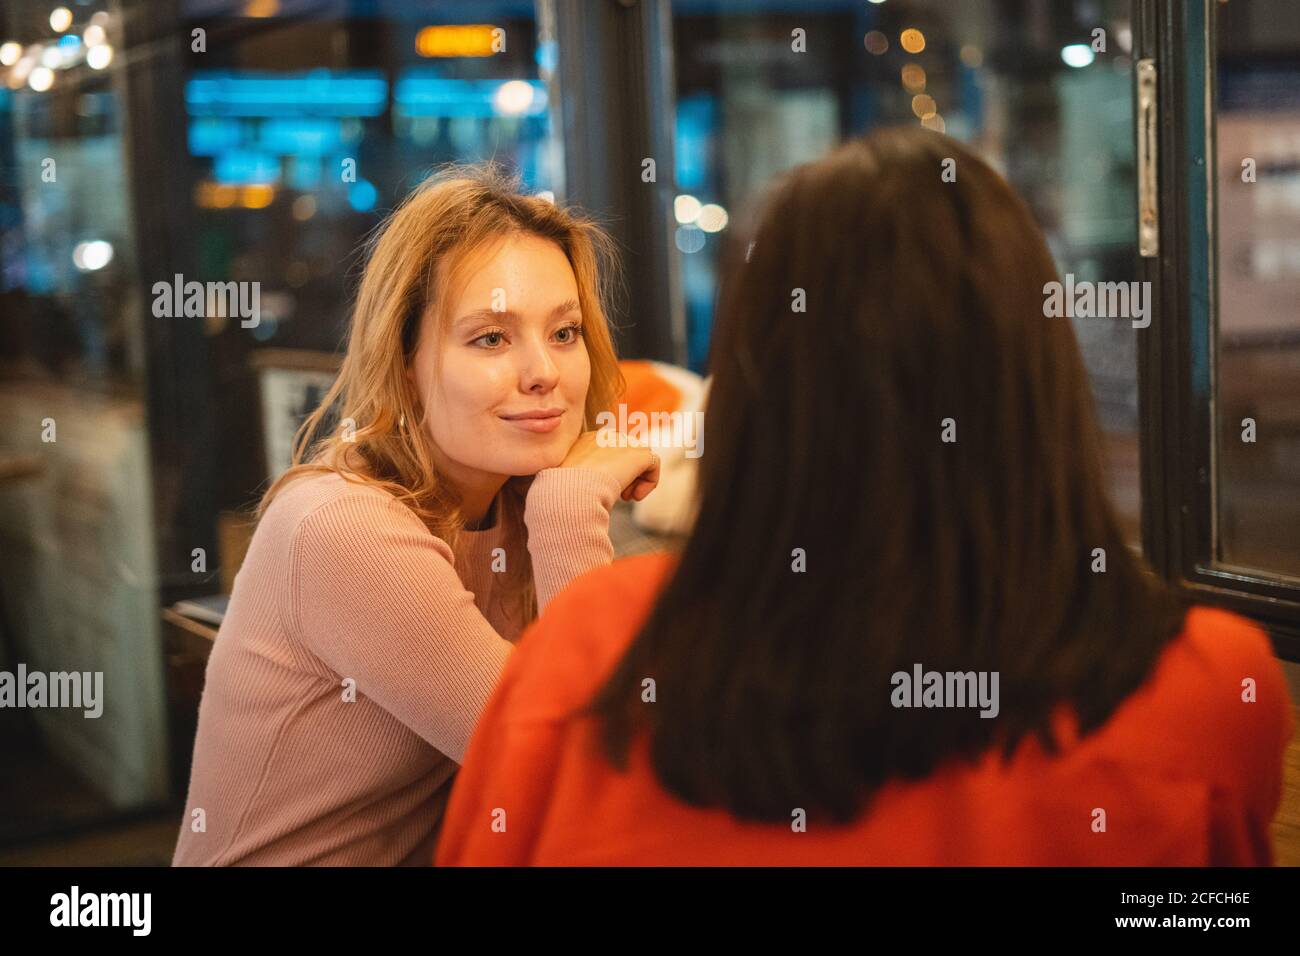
[524,467,622,611]
[525,467,623,521]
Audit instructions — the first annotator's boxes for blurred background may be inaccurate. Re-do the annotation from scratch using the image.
[0,0,1297,864]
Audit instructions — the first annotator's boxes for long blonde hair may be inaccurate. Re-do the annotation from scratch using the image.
[259,164,624,623]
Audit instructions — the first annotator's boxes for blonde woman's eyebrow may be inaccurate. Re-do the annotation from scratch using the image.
[453,299,581,329]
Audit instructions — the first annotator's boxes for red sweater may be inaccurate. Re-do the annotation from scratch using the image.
[437,553,1294,866]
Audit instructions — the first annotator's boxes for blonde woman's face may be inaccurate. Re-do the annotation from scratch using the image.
[410,233,591,485]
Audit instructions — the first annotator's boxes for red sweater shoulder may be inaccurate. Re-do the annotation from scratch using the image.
[496,551,678,723]
[1128,605,1294,797]
[440,565,1293,865]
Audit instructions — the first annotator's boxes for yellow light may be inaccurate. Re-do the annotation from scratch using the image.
[0,42,22,66]
[244,0,279,17]
[921,114,946,133]
[415,25,500,58]
[50,8,73,33]
[911,94,936,119]
[493,79,535,115]
[900,28,925,54]
[86,44,112,69]
[241,184,275,209]
[697,204,728,233]
[901,64,926,92]
[28,66,54,92]
[195,182,237,208]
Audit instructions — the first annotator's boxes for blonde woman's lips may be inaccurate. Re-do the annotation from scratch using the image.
[499,408,564,433]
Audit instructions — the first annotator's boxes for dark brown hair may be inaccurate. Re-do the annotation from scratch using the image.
[587,127,1186,823]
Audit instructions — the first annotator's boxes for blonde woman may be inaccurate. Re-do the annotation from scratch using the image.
[172,168,658,866]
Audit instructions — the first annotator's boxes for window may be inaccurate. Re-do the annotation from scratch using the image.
[668,0,1143,541]
[1212,0,1300,580]
[1142,0,1300,650]
[0,0,561,843]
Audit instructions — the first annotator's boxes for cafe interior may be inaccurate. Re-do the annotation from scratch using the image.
[1,0,1298,866]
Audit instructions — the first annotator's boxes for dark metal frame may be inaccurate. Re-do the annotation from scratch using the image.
[1137,0,1300,660]
[117,0,220,606]
[551,0,686,365]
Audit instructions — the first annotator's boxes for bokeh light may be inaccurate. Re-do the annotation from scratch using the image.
[901,64,926,92]
[901,29,925,54]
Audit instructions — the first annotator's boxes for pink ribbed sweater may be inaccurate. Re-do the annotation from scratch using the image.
[171,466,622,866]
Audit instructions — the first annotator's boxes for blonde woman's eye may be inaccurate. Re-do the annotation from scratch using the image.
[472,330,506,348]
[555,323,583,344]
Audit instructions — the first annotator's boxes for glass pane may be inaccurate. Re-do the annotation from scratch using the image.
[0,0,556,853]
[669,0,1142,544]
[1213,0,1300,579]
[173,2,559,538]
[1,1,166,842]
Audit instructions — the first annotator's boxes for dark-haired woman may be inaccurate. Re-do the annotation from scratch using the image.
[435,128,1293,866]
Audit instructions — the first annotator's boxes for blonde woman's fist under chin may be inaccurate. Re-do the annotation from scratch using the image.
[558,430,660,502]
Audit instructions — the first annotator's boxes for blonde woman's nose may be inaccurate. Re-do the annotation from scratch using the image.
[517,336,560,392]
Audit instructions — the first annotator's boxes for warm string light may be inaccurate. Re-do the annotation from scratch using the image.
[894,31,940,132]
[1,9,116,91]
[49,8,73,33]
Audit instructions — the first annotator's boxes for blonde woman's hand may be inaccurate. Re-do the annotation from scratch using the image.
[559,430,660,502]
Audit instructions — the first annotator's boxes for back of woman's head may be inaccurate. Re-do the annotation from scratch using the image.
[591,126,1185,823]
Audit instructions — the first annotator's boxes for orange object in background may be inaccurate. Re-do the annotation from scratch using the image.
[616,360,684,418]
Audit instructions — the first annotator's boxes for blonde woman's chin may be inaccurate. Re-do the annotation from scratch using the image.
[499,446,572,478]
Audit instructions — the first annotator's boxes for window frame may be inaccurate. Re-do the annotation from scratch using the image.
[1138,0,1300,659]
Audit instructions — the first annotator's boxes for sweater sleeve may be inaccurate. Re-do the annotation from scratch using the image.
[286,492,514,764]
[1238,641,1295,865]
[523,467,623,610]
[1204,614,1296,865]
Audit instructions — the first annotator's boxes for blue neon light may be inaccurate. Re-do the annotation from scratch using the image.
[347,179,378,212]
[186,70,388,117]
[214,150,281,184]
[393,73,547,117]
